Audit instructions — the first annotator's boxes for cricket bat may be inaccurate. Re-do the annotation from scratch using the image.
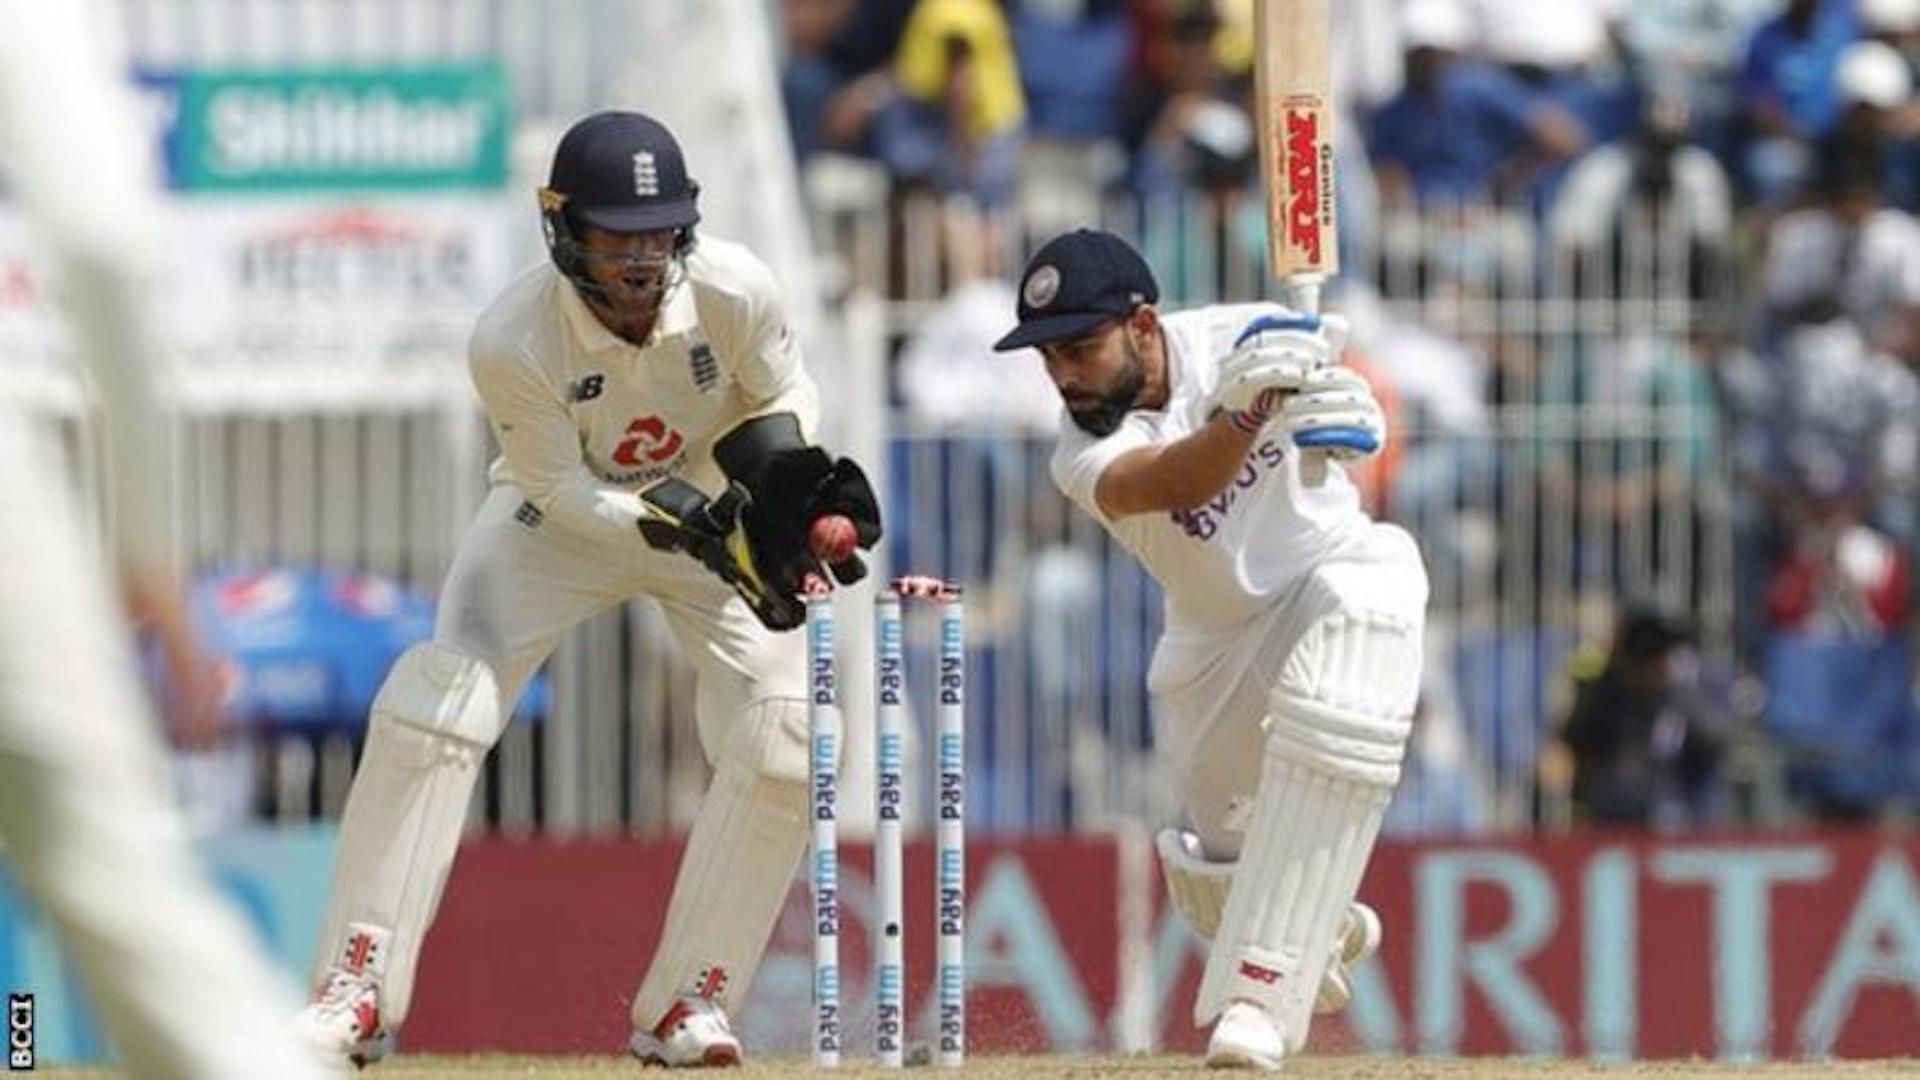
[1254,0,1340,485]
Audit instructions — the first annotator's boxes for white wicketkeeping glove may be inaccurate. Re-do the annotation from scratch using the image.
[1210,310,1349,420]
[1281,365,1385,461]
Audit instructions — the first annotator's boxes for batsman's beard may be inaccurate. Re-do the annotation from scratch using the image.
[1067,335,1148,438]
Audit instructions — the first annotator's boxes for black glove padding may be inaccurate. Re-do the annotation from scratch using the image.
[744,448,884,588]
[637,478,807,631]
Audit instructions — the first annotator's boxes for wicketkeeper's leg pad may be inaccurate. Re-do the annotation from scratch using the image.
[1195,603,1421,1048]
[311,642,503,1030]
[630,695,811,1032]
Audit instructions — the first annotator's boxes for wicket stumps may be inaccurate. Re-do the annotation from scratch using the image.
[807,591,843,1067]
[808,577,966,1069]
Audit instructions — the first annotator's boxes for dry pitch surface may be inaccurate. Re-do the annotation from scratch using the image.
[30,1057,1920,1078]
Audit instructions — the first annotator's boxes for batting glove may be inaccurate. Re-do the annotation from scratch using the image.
[1281,365,1384,461]
[1210,310,1349,418]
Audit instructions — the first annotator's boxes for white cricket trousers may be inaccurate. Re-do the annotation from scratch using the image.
[0,422,328,1080]
[1152,522,1429,858]
[433,484,807,750]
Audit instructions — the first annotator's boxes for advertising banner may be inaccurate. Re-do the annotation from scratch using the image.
[0,197,517,408]
[145,63,510,193]
[4,831,1916,1063]
[404,833,1920,1061]
[0,63,517,409]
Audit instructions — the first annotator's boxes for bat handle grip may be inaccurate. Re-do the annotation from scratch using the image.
[1286,276,1332,488]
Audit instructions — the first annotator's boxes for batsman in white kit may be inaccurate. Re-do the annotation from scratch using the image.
[0,6,338,1079]
[994,230,1426,1071]
[295,112,882,1068]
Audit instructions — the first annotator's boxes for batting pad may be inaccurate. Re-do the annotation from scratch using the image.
[630,698,811,1031]
[1194,605,1419,1045]
[312,642,501,1030]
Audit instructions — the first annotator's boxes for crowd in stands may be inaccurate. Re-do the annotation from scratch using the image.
[774,0,1920,832]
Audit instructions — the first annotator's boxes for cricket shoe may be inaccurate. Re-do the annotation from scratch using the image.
[629,995,743,1068]
[1315,902,1383,1015]
[1205,999,1286,1071]
[293,923,391,1068]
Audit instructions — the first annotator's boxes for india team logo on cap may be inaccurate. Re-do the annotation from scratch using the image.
[1023,264,1061,309]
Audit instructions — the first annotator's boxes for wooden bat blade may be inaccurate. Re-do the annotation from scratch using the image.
[1255,0,1339,285]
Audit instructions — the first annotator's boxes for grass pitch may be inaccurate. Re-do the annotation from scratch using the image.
[32,1055,1920,1078]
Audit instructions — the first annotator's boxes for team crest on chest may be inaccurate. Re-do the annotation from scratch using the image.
[689,341,718,393]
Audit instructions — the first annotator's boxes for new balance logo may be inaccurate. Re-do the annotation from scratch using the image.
[570,373,605,402]
[633,151,659,197]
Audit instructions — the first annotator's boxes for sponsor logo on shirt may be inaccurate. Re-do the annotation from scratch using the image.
[514,500,544,529]
[612,414,685,467]
[1170,438,1285,542]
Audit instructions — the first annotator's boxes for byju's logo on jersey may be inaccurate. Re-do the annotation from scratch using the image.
[569,373,606,402]
[633,151,659,197]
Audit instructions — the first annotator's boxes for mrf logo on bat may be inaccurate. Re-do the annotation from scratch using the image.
[1282,94,1334,267]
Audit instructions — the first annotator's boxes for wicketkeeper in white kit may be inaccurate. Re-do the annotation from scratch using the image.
[296,111,882,1068]
[994,229,1427,1071]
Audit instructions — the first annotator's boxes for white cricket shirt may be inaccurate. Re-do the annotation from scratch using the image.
[467,236,819,546]
[1050,304,1372,637]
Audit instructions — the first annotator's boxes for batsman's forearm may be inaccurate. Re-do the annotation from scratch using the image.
[1097,417,1261,517]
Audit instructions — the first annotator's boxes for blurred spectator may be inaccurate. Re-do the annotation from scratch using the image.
[1766,472,1912,637]
[1842,31,1920,118]
[1863,0,1920,71]
[1368,0,1589,207]
[1770,315,1920,539]
[1760,138,1920,359]
[1548,606,1731,828]
[1010,0,1130,144]
[1463,0,1639,148]
[872,0,1028,207]
[783,0,874,162]
[1760,463,1916,822]
[1008,0,1133,231]
[1736,0,1861,204]
[825,0,920,77]
[1120,4,1255,200]
[1465,0,1623,76]
[1548,87,1736,272]
[1619,0,1779,159]
[1331,0,1406,114]
[1832,40,1917,197]
[1859,0,1920,206]
[899,273,1058,432]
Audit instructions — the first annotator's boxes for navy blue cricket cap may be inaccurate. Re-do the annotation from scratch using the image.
[993,229,1160,352]
[547,111,700,233]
